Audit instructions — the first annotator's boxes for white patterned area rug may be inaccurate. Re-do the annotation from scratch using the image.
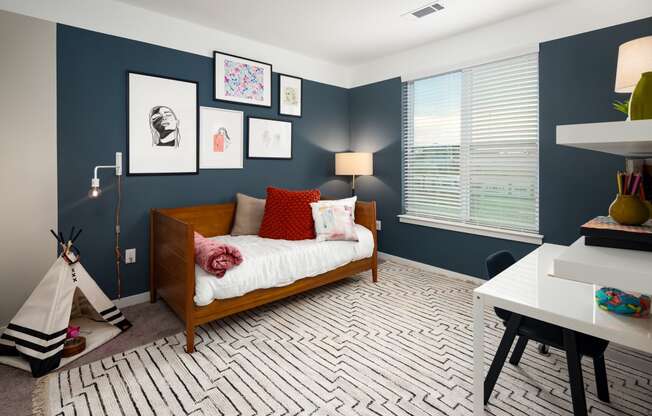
[35,261,652,415]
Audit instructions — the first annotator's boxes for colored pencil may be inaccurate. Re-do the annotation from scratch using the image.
[631,174,642,196]
[617,171,623,194]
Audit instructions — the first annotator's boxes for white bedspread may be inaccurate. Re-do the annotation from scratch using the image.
[194,224,374,305]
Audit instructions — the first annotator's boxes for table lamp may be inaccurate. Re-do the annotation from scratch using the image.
[335,152,373,196]
[615,36,652,120]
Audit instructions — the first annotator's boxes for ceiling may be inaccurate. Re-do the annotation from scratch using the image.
[117,0,562,65]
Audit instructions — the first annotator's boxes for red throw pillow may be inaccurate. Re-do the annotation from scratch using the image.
[259,187,321,240]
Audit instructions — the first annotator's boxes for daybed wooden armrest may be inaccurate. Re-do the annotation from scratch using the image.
[150,200,377,353]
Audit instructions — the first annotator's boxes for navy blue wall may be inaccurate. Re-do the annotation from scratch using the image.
[58,18,652,297]
[57,25,351,298]
[350,17,652,279]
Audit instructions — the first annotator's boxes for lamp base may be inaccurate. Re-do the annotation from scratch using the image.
[630,72,652,121]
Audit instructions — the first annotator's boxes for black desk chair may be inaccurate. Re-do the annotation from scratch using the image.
[484,250,610,416]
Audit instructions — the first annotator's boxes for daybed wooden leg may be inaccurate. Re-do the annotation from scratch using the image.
[185,325,195,353]
[372,265,378,283]
[149,289,157,303]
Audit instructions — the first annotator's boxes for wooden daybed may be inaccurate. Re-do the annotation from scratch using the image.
[149,200,378,352]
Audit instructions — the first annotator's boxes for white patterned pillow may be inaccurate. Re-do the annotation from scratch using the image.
[310,198,358,242]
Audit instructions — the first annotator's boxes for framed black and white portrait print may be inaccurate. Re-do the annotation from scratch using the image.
[278,74,302,117]
[127,72,199,175]
[247,117,292,159]
[214,51,272,107]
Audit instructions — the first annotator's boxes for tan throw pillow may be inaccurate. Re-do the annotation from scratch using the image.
[231,193,266,236]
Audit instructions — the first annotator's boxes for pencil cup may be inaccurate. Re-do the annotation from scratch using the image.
[609,194,650,226]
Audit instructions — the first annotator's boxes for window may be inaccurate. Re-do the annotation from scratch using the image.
[401,53,540,242]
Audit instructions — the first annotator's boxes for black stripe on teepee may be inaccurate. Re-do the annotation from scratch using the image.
[28,352,62,378]
[2,334,65,353]
[6,324,67,341]
[104,311,123,322]
[0,344,18,356]
[115,319,132,331]
[99,306,117,317]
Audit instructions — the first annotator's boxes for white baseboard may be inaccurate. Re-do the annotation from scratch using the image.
[113,291,150,309]
[378,251,486,285]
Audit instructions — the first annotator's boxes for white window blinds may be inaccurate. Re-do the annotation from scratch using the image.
[402,53,539,234]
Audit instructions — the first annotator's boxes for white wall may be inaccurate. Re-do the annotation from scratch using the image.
[0,0,351,88]
[0,10,57,326]
[349,0,652,87]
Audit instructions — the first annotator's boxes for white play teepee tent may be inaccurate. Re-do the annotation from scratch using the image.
[0,229,131,377]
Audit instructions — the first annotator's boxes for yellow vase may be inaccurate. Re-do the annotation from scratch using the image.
[609,194,650,225]
[630,72,652,121]
[645,201,652,219]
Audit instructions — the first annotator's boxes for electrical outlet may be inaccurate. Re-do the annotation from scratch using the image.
[376,220,382,231]
[125,248,136,264]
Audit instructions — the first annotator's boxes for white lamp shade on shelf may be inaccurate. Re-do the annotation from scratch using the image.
[615,35,652,93]
[335,152,373,176]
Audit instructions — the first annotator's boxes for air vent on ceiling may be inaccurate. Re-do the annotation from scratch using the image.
[407,2,446,19]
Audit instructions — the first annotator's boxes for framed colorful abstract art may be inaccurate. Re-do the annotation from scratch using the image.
[199,107,244,169]
[247,117,292,159]
[127,71,198,175]
[214,51,272,107]
[278,74,303,117]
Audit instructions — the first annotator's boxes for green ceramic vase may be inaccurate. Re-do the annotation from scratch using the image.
[609,194,650,225]
[630,72,652,121]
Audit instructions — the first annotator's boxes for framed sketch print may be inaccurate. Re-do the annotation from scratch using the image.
[214,51,272,107]
[127,72,198,175]
[199,107,244,169]
[278,74,302,117]
[247,117,292,159]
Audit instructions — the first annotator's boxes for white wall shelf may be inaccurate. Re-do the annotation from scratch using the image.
[556,119,652,157]
[551,237,652,295]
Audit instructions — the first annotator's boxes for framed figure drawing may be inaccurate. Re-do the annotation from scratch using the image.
[247,117,292,159]
[127,72,198,175]
[214,51,272,107]
[278,74,302,117]
[200,107,243,169]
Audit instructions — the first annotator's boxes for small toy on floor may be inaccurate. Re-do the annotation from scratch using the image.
[62,325,86,358]
[66,325,80,339]
[595,287,650,318]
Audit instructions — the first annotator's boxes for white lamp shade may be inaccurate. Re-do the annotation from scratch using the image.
[615,35,652,93]
[335,152,373,176]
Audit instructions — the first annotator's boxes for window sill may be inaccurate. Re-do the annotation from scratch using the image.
[397,215,543,245]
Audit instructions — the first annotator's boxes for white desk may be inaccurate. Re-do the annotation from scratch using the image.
[553,236,652,295]
[472,244,652,415]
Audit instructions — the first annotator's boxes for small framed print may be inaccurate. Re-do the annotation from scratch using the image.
[200,107,244,169]
[278,74,302,117]
[127,71,198,175]
[247,117,292,159]
[214,51,272,107]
